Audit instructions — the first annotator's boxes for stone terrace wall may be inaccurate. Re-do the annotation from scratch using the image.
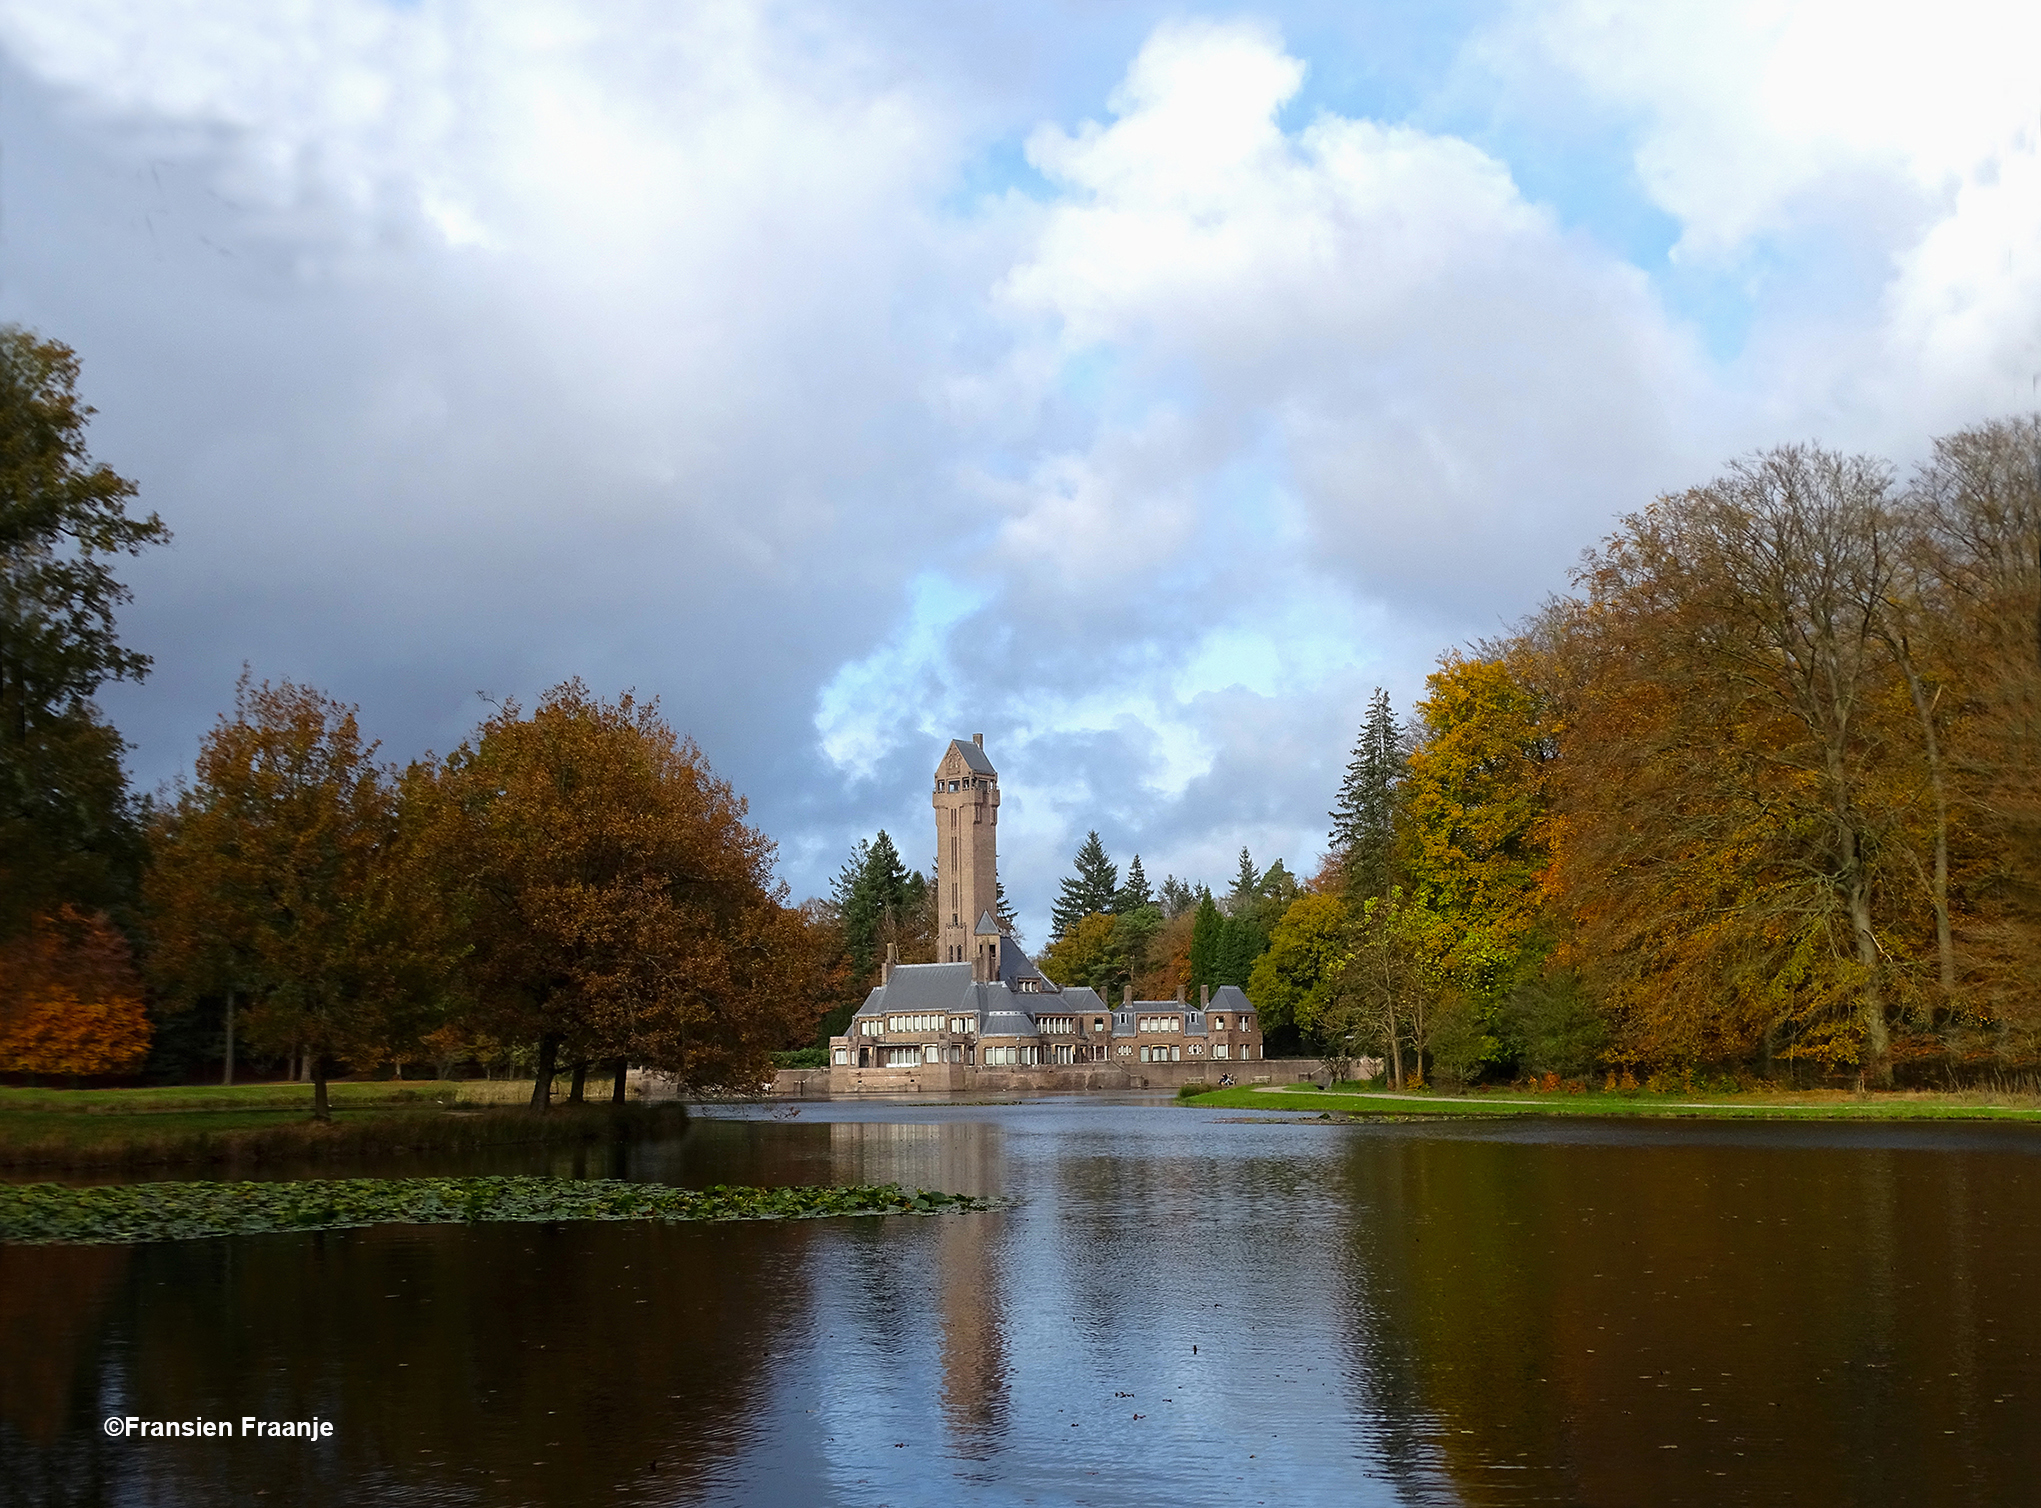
[773,1058,1341,1098]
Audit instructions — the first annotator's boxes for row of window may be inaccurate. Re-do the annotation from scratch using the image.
[855,1013,1253,1040]
[835,1040,1257,1068]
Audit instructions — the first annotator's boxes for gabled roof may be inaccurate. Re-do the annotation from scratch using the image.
[975,910,1003,936]
[854,962,977,1015]
[945,738,997,777]
[994,934,1057,992]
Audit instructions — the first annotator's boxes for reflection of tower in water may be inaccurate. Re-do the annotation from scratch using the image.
[828,1120,1009,1452]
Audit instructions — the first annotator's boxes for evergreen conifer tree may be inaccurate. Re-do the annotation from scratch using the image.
[1188,890,1223,990]
[1114,854,1153,912]
[1329,687,1404,900]
[1050,830,1118,939]
[1226,847,1260,911]
[1158,874,1196,919]
[831,830,912,981]
[1215,915,1267,987]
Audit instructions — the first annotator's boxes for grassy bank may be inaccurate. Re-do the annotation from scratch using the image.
[1181,1082,2041,1122]
[0,1084,690,1170]
[0,1175,997,1245]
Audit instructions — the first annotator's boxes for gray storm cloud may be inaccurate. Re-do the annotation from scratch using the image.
[4,1,2034,936]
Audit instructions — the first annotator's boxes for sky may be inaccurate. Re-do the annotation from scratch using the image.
[4,0,2038,941]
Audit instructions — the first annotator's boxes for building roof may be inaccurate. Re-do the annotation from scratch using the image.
[1209,985,1254,1012]
[852,962,975,1016]
[975,910,1003,935]
[946,738,997,777]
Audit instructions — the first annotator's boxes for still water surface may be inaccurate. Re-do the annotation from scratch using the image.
[5,1098,2041,1506]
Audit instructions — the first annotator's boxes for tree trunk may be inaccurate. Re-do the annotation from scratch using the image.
[1849,862,1891,1085]
[1895,646,1957,999]
[312,1061,331,1123]
[530,1034,559,1110]
[568,1059,588,1104]
[611,1059,629,1103]
[1385,1000,1403,1091]
[223,991,236,1087]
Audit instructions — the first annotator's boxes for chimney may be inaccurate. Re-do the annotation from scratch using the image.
[1200,984,1210,1009]
[883,942,898,985]
[973,732,984,748]
[1122,984,1132,1008]
[1176,985,1186,1005]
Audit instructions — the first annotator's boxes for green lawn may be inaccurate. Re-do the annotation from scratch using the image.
[1180,1082,2041,1121]
[0,1082,685,1170]
[0,1081,529,1115]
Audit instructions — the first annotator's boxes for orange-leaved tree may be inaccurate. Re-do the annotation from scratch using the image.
[0,905,150,1078]
[145,675,448,1119]
[420,681,819,1104]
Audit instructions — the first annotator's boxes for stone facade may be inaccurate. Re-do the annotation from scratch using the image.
[829,737,1266,1095]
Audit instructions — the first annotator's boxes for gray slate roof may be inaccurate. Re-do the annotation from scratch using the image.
[1209,985,1254,1013]
[947,738,997,776]
[975,910,1002,935]
[852,962,975,1017]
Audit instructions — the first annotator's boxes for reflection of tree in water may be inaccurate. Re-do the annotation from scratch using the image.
[1333,1132,2041,1507]
[1332,1141,1460,1506]
[0,1244,134,1505]
[3,1219,813,1507]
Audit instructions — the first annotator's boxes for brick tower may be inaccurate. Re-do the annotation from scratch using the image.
[933,735,1001,977]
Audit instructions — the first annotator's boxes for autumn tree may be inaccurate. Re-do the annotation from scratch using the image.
[1244,891,1350,1042]
[422,682,816,1103]
[1911,417,2041,1036]
[1342,890,1441,1089]
[0,327,166,943]
[1400,652,1553,1004]
[1532,448,1953,1080]
[1037,910,1117,992]
[146,677,443,1118]
[0,905,151,1079]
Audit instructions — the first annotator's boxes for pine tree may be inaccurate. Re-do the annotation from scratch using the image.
[1114,854,1153,912]
[1051,830,1118,939]
[1215,915,1267,987]
[1329,687,1404,901]
[832,830,912,981]
[1226,847,1260,911]
[995,878,1020,943]
[1158,874,1196,919]
[1188,890,1223,990]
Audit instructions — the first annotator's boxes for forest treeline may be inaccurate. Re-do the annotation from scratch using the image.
[8,321,2037,1093]
[1240,426,2041,1088]
[0,327,850,1105]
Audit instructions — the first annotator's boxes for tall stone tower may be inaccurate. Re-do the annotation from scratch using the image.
[933,735,1001,978]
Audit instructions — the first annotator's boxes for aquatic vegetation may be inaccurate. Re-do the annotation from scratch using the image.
[0,1176,998,1245]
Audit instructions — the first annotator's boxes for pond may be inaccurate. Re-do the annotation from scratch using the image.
[4,1097,2040,1506]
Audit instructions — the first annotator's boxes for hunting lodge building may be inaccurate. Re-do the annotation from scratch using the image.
[828,736,1264,1092]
